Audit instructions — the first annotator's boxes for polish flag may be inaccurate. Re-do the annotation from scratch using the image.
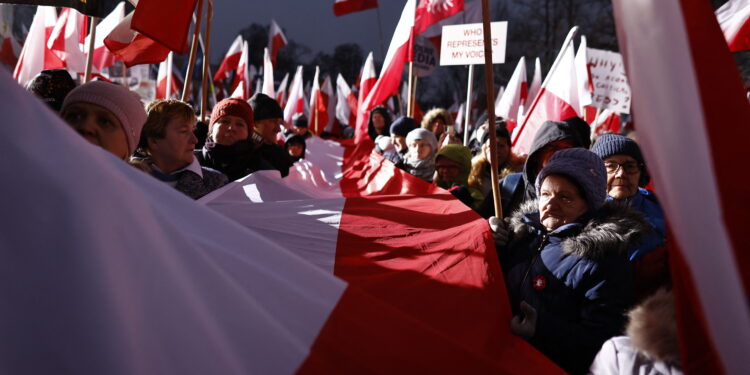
[283,65,306,125]
[268,19,287,66]
[716,0,750,52]
[336,74,357,126]
[103,10,170,68]
[320,75,338,134]
[495,56,528,127]
[47,8,86,74]
[13,6,63,85]
[512,27,581,154]
[612,0,750,374]
[86,2,126,72]
[525,57,542,112]
[412,0,464,36]
[261,47,275,98]
[230,41,250,100]
[213,35,242,82]
[155,54,181,100]
[131,0,197,54]
[420,0,481,56]
[575,35,594,113]
[354,51,377,141]
[333,0,378,17]
[590,109,621,136]
[276,72,289,108]
[309,66,329,135]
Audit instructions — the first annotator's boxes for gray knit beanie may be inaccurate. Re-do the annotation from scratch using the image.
[536,148,608,210]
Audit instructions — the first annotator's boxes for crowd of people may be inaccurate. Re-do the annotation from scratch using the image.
[26,68,676,375]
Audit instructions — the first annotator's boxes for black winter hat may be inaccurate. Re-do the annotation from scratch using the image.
[26,69,76,112]
[563,116,592,149]
[390,116,417,137]
[591,133,650,186]
[292,113,308,128]
[480,118,510,145]
[248,93,283,121]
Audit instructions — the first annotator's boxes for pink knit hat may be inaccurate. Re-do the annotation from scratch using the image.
[62,81,147,154]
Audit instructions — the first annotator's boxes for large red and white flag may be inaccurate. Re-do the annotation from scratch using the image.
[495,56,528,127]
[333,0,378,17]
[575,35,594,113]
[86,1,126,73]
[283,65,306,125]
[261,47,274,98]
[268,19,287,66]
[13,6,63,85]
[47,8,86,74]
[155,53,181,100]
[512,27,581,154]
[213,35,242,82]
[103,9,170,68]
[612,0,750,374]
[131,0,197,54]
[336,73,357,126]
[716,0,750,52]
[354,51,377,141]
[1,66,564,374]
[276,72,289,108]
[230,41,250,100]
[525,57,542,113]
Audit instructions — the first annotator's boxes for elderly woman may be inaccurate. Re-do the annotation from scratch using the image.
[490,148,650,375]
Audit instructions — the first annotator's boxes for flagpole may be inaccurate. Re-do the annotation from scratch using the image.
[315,105,319,135]
[83,17,98,83]
[411,75,419,117]
[463,64,474,146]
[182,0,205,102]
[166,52,173,99]
[407,62,414,117]
[480,0,502,219]
[201,0,213,122]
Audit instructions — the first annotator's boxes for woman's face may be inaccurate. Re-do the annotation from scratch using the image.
[408,139,432,160]
[372,112,386,134]
[62,102,130,160]
[211,115,249,146]
[149,116,197,173]
[539,174,589,231]
[430,118,446,136]
[603,155,641,199]
[483,137,510,167]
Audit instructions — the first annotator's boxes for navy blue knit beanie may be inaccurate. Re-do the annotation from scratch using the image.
[536,148,607,210]
[390,116,417,137]
[591,133,644,165]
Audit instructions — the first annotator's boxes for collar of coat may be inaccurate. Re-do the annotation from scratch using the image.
[506,199,652,260]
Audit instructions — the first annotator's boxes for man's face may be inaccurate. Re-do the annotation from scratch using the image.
[62,102,130,160]
[435,156,461,184]
[372,113,386,134]
[211,115,249,146]
[149,116,197,173]
[255,117,282,143]
[393,135,407,152]
[603,155,641,199]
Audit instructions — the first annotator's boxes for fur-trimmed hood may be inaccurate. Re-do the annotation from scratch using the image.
[507,199,652,260]
[627,289,680,363]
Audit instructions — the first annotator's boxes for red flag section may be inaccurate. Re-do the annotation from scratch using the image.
[268,19,287,65]
[716,0,750,52]
[354,51,377,141]
[333,0,378,17]
[131,0,197,54]
[613,0,750,374]
[103,10,170,67]
[413,0,464,35]
[47,8,86,74]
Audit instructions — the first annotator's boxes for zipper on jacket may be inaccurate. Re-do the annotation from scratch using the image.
[520,234,548,293]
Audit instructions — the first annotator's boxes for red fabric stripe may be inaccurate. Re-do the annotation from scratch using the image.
[333,0,378,17]
[131,0,197,54]
[729,11,750,52]
[104,34,169,68]
[512,88,579,152]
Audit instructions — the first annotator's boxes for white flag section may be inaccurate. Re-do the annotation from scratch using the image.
[495,56,527,123]
[574,36,593,113]
[47,8,86,74]
[13,6,58,84]
[0,67,563,373]
[716,0,750,52]
[283,65,305,125]
[262,47,275,97]
[526,57,542,112]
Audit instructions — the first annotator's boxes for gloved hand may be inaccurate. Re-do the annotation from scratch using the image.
[510,301,537,340]
[376,135,394,152]
[489,216,508,247]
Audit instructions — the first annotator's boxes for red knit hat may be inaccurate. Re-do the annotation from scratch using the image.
[209,98,254,138]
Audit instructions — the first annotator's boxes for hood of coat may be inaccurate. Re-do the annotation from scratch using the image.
[507,199,652,260]
[626,288,680,363]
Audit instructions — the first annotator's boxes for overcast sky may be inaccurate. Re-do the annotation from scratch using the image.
[211,0,406,64]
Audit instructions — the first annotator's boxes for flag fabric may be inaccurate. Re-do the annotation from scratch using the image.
[333,0,378,17]
[590,109,620,136]
[0,4,21,68]
[420,0,481,56]
[131,0,197,54]
[320,75,337,134]
[1,67,563,373]
[103,10,170,67]
[512,28,581,154]
[268,19,287,65]
[309,66,329,135]
[213,34,242,82]
[612,0,750,374]
[47,7,86,74]
[716,0,750,52]
[495,56,528,127]
[86,1,126,72]
[2,0,121,18]
[575,35,594,113]
[412,0,464,36]
[261,47,275,98]
[336,73,357,126]
[230,40,249,100]
[276,72,289,108]
[155,53,181,100]
[13,6,63,85]
[525,57,542,114]
[283,65,305,125]
[354,51,377,141]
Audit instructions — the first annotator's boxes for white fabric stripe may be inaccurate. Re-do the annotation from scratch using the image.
[614,1,750,373]
[716,0,750,42]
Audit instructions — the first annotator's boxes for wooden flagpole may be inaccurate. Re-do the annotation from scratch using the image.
[463,64,474,146]
[83,17,98,83]
[411,75,419,117]
[166,52,173,99]
[407,62,414,117]
[480,0,502,219]
[201,0,213,122]
[182,0,205,102]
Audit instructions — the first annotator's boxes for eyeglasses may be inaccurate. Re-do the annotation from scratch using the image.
[604,161,641,175]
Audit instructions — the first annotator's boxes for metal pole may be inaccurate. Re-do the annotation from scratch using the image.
[83,17,98,83]
[480,0,502,219]
[201,0,213,122]
[463,64,474,146]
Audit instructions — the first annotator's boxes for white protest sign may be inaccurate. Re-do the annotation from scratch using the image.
[413,35,438,77]
[587,48,631,113]
[440,22,507,66]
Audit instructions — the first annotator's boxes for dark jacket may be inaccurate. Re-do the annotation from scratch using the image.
[500,200,651,375]
[367,106,391,142]
[196,140,271,181]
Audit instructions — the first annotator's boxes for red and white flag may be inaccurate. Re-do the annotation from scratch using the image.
[575,35,594,113]
[86,1,126,73]
[261,47,275,98]
[309,66,330,135]
[320,75,337,134]
[590,109,621,136]
[131,0,197,54]
[155,53,181,100]
[230,41,250,100]
[13,6,63,85]
[333,0,378,17]
[336,73,357,126]
[716,0,750,52]
[354,51,377,141]
[413,0,464,36]
[420,0,481,55]
[276,72,289,108]
[495,56,528,127]
[103,10,170,68]
[283,65,306,125]
[47,8,86,74]
[268,19,287,66]
[613,0,750,374]
[525,57,542,113]
[213,35,242,82]
[512,27,581,154]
